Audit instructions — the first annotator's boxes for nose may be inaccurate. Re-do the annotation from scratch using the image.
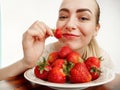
[65,17,77,31]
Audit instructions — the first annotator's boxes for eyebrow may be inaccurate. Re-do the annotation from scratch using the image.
[59,8,92,14]
[76,9,92,14]
[59,8,69,13]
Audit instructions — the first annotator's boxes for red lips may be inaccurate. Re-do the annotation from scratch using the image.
[62,33,80,39]
[63,33,80,37]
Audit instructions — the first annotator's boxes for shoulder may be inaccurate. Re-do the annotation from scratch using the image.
[100,48,115,71]
[100,48,111,61]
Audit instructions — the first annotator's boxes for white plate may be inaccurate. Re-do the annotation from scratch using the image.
[24,67,115,90]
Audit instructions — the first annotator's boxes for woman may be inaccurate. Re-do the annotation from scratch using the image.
[0,0,114,80]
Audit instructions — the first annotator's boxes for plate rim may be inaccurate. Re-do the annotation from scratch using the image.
[24,67,115,88]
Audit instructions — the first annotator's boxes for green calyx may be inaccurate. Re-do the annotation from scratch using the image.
[90,67,101,74]
[98,56,104,61]
[63,61,74,77]
[37,57,48,74]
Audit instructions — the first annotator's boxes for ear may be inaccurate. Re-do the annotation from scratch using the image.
[94,23,100,36]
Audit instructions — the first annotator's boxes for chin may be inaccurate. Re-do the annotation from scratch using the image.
[62,41,82,50]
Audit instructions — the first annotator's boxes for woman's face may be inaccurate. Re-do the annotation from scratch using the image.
[56,0,100,50]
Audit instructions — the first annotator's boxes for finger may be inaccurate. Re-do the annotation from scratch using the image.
[36,22,47,36]
[44,24,54,36]
[24,29,44,40]
[28,20,53,39]
[37,21,54,36]
[28,21,46,39]
[28,20,40,29]
[31,21,50,38]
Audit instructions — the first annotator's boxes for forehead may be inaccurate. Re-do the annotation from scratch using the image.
[60,0,97,14]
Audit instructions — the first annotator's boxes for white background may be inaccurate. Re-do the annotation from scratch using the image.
[1,0,120,73]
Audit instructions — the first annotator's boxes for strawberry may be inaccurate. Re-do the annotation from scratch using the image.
[90,67,101,80]
[54,28,62,39]
[85,57,102,80]
[48,67,66,83]
[34,57,52,80]
[59,46,72,58]
[66,51,83,64]
[51,59,65,68]
[69,62,92,83]
[34,65,52,80]
[47,51,59,65]
[85,56,101,71]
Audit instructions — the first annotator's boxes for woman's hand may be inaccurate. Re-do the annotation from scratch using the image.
[22,21,53,68]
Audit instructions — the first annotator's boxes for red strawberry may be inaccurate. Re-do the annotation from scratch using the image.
[85,57,102,80]
[67,51,83,64]
[48,67,66,83]
[34,65,52,80]
[54,28,62,39]
[70,62,92,83]
[34,58,52,80]
[51,59,65,68]
[47,51,59,65]
[85,56,101,71]
[90,67,101,80]
[59,46,72,58]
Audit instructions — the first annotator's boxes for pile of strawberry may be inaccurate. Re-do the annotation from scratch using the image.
[34,46,101,83]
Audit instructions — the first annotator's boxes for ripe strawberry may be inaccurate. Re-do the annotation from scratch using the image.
[59,46,72,58]
[47,51,59,65]
[48,67,66,83]
[70,62,92,83]
[85,56,101,71]
[90,67,101,80]
[51,59,65,68]
[85,57,102,80]
[34,65,52,80]
[66,51,83,64]
[54,28,62,39]
[34,58,52,80]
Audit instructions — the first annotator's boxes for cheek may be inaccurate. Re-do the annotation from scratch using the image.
[78,25,96,45]
[56,20,59,27]
[56,21,67,29]
[56,21,62,28]
[79,24,96,38]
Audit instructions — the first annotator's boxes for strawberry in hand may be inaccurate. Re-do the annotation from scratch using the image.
[54,28,62,39]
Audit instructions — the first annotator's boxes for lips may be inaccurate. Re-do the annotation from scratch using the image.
[63,33,80,37]
[62,33,80,39]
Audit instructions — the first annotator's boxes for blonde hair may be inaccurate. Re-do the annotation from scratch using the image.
[82,38,101,59]
[82,0,101,59]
